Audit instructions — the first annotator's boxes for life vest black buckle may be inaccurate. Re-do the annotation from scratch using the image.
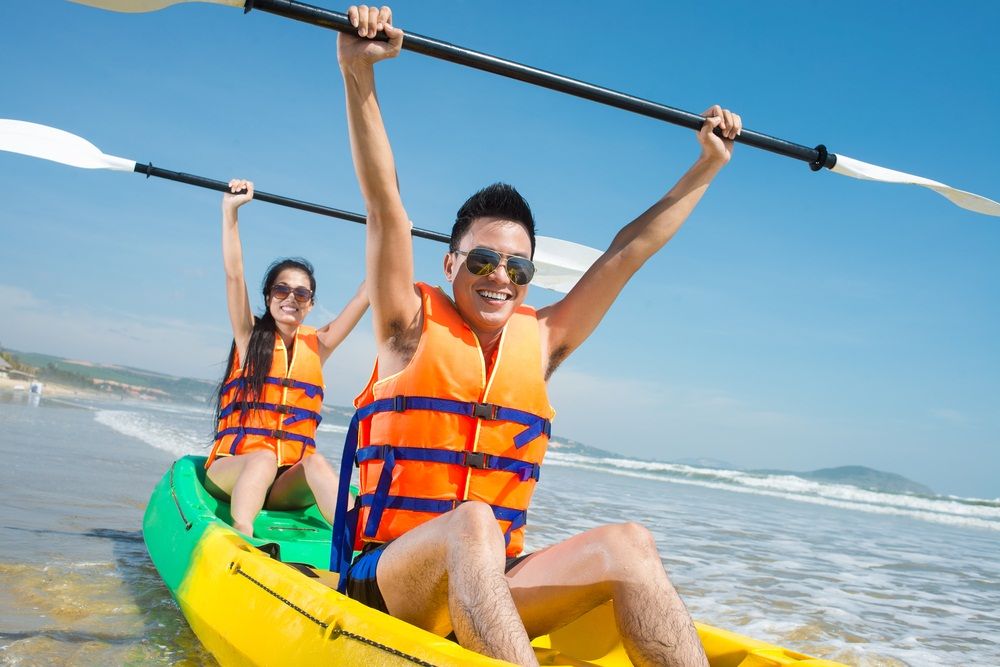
[280,378,296,388]
[463,451,489,469]
[393,395,407,412]
[274,405,293,414]
[270,429,289,439]
[473,402,498,420]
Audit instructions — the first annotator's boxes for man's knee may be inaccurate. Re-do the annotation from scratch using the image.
[615,521,658,555]
[592,522,662,579]
[447,501,504,545]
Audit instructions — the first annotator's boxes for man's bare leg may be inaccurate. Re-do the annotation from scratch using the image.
[205,451,278,536]
[507,522,708,667]
[375,501,538,666]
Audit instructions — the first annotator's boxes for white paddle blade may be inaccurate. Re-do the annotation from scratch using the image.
[0,119,136,172]
[533,235,603,293]
[68,0,243,13]
[832,154,1000,218]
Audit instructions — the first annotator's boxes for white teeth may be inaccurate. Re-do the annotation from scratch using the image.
[478,290,509,302]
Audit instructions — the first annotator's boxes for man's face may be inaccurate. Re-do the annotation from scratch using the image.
[443,217,532,337]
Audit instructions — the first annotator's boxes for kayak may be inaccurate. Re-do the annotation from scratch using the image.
[144,455,845,666]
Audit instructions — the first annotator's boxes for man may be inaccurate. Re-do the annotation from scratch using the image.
[334,6,741,666]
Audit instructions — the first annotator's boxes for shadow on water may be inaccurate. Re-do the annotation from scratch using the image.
[86,526,219,666]
[0,526,217,666]
[0,630,143,645]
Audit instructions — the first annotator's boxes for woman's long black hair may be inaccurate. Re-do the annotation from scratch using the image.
[213,258,316,428]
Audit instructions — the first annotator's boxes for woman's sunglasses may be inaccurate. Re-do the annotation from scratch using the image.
[270,284,314,304]
[455,247,535,286]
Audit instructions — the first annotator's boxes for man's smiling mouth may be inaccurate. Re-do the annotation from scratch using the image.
[477,289,510,302]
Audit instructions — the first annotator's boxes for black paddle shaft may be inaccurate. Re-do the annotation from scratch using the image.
[247,0,837,171]
[132,162,451,243]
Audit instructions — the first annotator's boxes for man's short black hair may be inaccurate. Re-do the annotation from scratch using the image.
[450,183,536,258]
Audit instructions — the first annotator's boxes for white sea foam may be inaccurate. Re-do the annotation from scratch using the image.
[93,409,205,459]
[134,401,213,418]
[94,404,349,459]
[545,451,1000,532]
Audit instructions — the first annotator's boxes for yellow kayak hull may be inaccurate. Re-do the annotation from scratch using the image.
[145,457,844,666]
[178,524,842,667]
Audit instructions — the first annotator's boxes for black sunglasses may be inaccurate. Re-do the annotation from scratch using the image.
[270,284,314,304]
[455,247,536,286]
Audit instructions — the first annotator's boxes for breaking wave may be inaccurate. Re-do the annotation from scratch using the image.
[545,450,1000,532]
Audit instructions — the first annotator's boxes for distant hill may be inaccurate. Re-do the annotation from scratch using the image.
[793,465,934,496]
[548,436,624,460]
[666,459,932,495]
[543,438,934,496]
[750,464,934,495]
[7,349,216,404]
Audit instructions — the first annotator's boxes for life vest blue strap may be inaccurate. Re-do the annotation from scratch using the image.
[356,395,551,449]
[357,494,526,547]
[364,446,396,538]
[358,444,542,541]
[213,427,316,456]
[360,446,533,539]
[329,396,549,585]
[330,409,363,589]
[217,401,323,427]
[356,445,540,482]
[221,376,325,400]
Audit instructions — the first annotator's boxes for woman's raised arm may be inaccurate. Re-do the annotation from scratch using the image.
[221,179,256,362]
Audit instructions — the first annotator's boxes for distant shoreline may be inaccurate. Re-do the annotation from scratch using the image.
[0,375,104,400]
[1,348,216,404]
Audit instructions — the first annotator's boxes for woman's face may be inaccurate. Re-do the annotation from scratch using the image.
[267,268,314,327]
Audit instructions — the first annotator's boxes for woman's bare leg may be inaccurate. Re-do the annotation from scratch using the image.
[205,451,278,537]
[264,453,341,522]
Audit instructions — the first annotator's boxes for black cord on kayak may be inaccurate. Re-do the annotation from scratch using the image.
[232,564,437,666]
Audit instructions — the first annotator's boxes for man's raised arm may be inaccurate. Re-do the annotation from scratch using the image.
[338,5,421,343]
[538,105,742,376]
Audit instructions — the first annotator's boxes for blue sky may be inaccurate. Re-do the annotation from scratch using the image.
[2,1,998,497]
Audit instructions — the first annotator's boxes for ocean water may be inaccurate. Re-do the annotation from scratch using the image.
[1,394,998,666]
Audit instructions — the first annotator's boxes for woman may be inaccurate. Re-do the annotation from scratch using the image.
[205,179,368,537]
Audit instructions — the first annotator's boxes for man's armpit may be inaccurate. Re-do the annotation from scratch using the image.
[545,344,570,381]
[385,315,420,363]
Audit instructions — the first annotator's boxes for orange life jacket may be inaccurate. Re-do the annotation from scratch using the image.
[331,283,554,585]
[208,326,325,468]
